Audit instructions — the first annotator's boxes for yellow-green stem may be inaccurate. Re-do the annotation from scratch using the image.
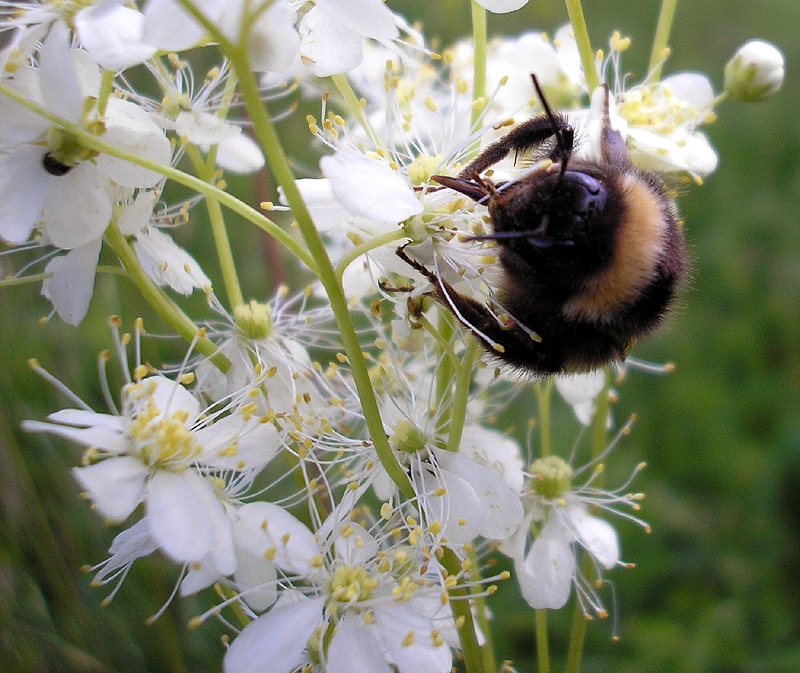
[648,0,679,81]
[226,49,413,498]
[97,69,114,118]
[334,228,407,282]
[185,144,244,310]
[442,548,492,673]
[434,311,456,432]
[470,0,488,131]
[0,273,52,288]
[535,379,554,457]
[416,314,462,373]
[104,222,230,372]
[445,339,480,452]
[330,73,380,148]
[565,0,600,94]
[564,578,589,673]
[534,609,551,673]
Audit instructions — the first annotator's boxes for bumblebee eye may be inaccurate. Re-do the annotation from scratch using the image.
[559,170,607,223]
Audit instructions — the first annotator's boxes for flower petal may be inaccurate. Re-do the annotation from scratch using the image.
[146,470,236,574]
[73,456,148,522]
[234,502,319,576]
[518,520,575,609]
[321,151,422,223]
[133,227,211,295]
[327,614,391,673]
[42,238,101,325]
[0,146,48,244]
[299,6,363,77]
[223,596,324,673]
[42,162,111,249]
[75,3,157,71]
[432,448,523,540]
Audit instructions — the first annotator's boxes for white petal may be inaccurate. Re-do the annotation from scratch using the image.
[432,449,523,540]
[299,6,363,77]
[73,456,148,522]
[233,546,278,612]
[47,409,123,430]
[316,0,399,41]
[246,2,300,75]
[332,520,379,564]
[235,502,319,576]
[0,146,48,244]
[569,506,619,570]
[142,0,225,51]
[127,375,202,421]
[23,416,128,454]
[196,415,280,471]
[97,98,172,187]
[146,470,236,574]
[416,464,483,546]
[133,227,211,295]
[41,238,101,325]
[175,109,239,145]
[374,603,453,673]
[216,132,265,173]
[321,151,422,223]
[518,521,575,609]
[75,3,157,71]
[474,0,528,13]
[0,67,50,143]
[117,190,157,236]
[662,73,715,109]
[223,597,324,673]
[42,162,111,249]
[39,22,84,123]
[327,614,391,673]
[457,426,525,494]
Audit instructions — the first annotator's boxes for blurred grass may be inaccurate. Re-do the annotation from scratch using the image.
[2,0,799,671]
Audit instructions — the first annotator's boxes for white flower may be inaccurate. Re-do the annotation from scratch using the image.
[24,375,280,574]
[298,0,400,77]
[223,518,455,673]
[0,23,170,247]
[371,399,524,546]
[195,294,336,425]
[501,455,645,614]
[724,40,785,103]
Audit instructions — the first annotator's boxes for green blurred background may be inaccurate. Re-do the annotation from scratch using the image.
[1,1,798,671]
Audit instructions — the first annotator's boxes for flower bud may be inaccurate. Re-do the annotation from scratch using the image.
[724,40,785,102]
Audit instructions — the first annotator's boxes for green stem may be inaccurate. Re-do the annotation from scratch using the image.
[0,84,314,272]
[442,548,491,673]
[535,380,554,457]
[185,144,244,310]
[648,0,679,81]
[0,273,52,288]
[334,228,407,282]
[416,314,462,373]
[104,222,230,373]
[535,609,551,673]
[565,0,600,94]
[445,339,479,452]
[330,73,380,148]
[470,0,488,131]
[226,49,413,499]
[97,69,115,118]
[434,311,455,432]
[563,589,588,673]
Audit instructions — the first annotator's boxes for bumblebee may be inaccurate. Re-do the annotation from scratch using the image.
[401,76,686,376]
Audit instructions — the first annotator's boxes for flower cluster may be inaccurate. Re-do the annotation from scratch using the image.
[2,0,783,672]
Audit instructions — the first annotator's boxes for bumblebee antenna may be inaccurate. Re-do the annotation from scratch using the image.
[530,75,569,165]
